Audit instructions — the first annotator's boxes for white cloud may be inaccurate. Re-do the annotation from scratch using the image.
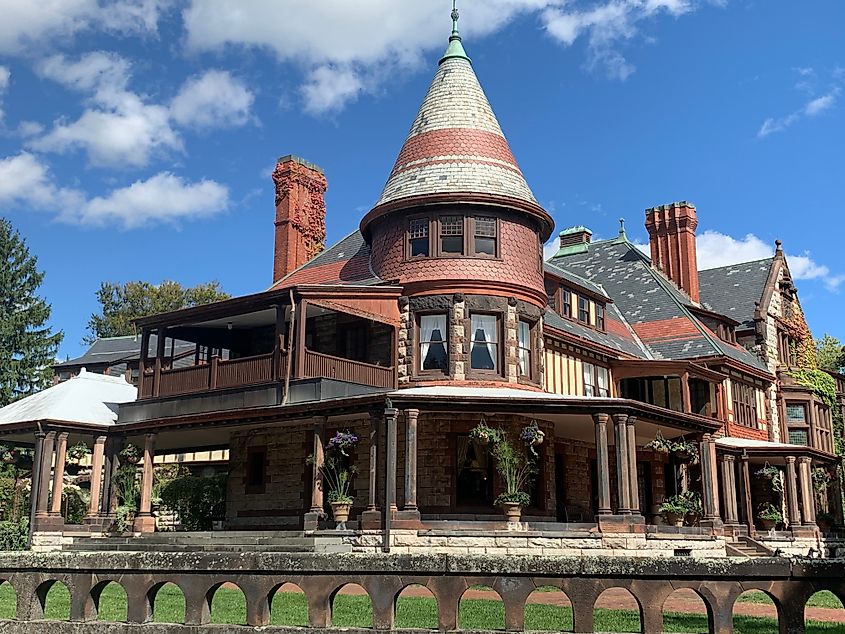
[758,66,839,138]
[697,230,843,292]
[0,152,83,209]
[804,94,835,116]
[0,0,167,54]
[170,70,255,128]
[0,66,9,121]
[71,172,230,229]
[182,0,718,113]
[30,53,254,167]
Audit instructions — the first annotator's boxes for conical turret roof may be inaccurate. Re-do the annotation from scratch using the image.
[373,18,539,210]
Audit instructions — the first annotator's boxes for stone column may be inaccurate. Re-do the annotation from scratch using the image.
[86,436,107,521]
[700,434,720,525]
[612,414,631,515]
[593,414,612,516]
[34,431,56,523]
[404,409,419,511]
[626,416,640,515]
[49,432,69,517]
[386,407,398,513]
[134,434,157,533]
[785,457,802,528]
[360,410,382,530]
[304,421,326,531]
[798,457,817,527]
[720,456,739,525]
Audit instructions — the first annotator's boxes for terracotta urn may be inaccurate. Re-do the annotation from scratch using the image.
[331,502,351,527]
[666,512,684,528]
[502,502,522,524]
[760,519,777,532]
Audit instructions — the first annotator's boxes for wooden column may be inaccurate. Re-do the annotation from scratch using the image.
[135,434,157,533]
[625,416,640,514]
[404,409,419,511]
[294,300,307,380]
[137,329,150,396]
[739,455,754,533]
[152,328,166,397]
[785,457,802,528]
[368,411,380,511]
[35,431,56,522]
[28,432,45,538]
[612,414,631,515]
[86,436,107,519]
[386,406,399,513]
[49,432,69,516]
[798,457,817,527]
[700,434,720,523]
[720,456,739,525]
[681,371,692,413]
[593,414,612,516]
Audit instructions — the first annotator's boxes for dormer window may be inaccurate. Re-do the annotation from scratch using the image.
[578,297,590,324]
[596,304,605,330]
[562,289,572,318]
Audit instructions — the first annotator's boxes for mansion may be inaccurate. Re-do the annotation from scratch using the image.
[1,12,842,560]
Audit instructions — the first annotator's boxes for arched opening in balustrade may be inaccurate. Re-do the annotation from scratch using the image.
[0,580,16,620]
[150,582,186,624]
[804,590,845,634]
[732,590,780,633]
[661,588,711,633]
[330,583,372,628]
[35,580,71,621]
[524,585,573,632]
[270,582,308,626]
[395,584,438,630]
[91,581,128,622]
[208,582,247,625]
[594,587,642,633]
[459,585,505,631]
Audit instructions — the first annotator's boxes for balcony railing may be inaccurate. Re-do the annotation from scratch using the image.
[302,349,395,389]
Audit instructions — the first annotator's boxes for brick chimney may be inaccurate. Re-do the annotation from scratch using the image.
[272,155,328,283]
[644,201,700,303]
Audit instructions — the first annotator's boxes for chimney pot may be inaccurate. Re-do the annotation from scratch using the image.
[644,201,700,303]
[272,156,328,283]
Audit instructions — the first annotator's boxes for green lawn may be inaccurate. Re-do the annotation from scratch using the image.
[0,582,843,632]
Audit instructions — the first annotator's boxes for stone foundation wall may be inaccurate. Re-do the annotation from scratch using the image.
[759,534,845,558]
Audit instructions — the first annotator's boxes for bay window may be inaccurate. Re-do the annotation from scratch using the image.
[786,403,809,445]
[419,314,448,373]
[470,314,499,372]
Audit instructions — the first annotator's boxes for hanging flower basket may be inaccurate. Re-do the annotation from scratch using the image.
[670,438,700,464]
[326,431,359,457]
[755,464,780,482]
[520,422,545,447]
[67,442,91,465]
[469,421,500,447]
[1,452,19,465]
[120,444,142,465]
[645,431,672,455]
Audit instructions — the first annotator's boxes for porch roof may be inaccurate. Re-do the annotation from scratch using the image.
[716,436,839,463]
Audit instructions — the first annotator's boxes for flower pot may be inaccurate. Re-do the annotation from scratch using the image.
[675,450,692,463]
[759,519,777,531]
[531,434,545,447]
[123,455,141,465]
[685,512,700,527]
[665,512,684,528]
[475,433,490,446]
[330,502,351,527]
[502,502,522,524]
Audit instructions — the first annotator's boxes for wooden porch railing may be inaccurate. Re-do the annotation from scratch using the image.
[140,351,286,399]
[302,349,395,389]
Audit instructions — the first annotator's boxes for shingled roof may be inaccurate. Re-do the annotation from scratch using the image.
[699,258,775,330]
[54,335,194,370]
[548,237,770,373]
[271,230,383,290]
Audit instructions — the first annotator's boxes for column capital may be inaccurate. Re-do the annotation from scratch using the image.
[57,431,69,441]
[625,415,637,427]
[145,432,157,440]
[34,431,46,440]
[724,454,736,464]
[702,432,712,442]
[95,435,107,445]
[592,413,610,425]
[785,455,797,464]
[797,456,812,465]
[611,413,628,424]
[404,408,420,419]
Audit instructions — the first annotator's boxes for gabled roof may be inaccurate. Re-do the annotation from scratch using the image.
[54,335,195,369]
[544,261,610,301]
[0,370,136,427]
[699,257,775,330]
[271,231,383,291]
[548,238,770,374]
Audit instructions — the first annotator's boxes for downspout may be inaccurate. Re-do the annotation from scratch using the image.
[282,290,296,405]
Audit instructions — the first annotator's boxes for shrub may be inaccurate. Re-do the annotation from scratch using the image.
[0,518,28,551]
[159,474,227,531]
[62,485,89,525]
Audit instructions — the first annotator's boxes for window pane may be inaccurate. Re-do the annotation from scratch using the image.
[475,217,496,237]
[597,367,609,397]
[786,404,806,423]
[441,235,463,255]
[583,363,594,397]
[420,314,448,373]
[596,304,605,329]
[788,429,809,446]
[563,290,572,317]
[441,216,463,236]
[475,236,496,255]
[518,321,530,376]
[578,297,590,323]
[471,314,498,372]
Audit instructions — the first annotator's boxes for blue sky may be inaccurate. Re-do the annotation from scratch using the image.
[0,0,842,360]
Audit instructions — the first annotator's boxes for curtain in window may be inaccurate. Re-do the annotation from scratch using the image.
[597,366,609,397]
[420,314,447,365]
[518,321,530,375]
[583,362,595,397]
[471,314,498,371]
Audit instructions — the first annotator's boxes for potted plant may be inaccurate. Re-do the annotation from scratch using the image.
[112,464,140,533]
[682,491,702,526]
[645,431,672,456]
[469,420,499,447]
[755,464,780,482]
[308,430,359,528]
[520,421,545,456]
[658,495,689,527]
[66,442,91,465]
[470,422,536,524]
[757,502,783,531]
[120,444,142,465]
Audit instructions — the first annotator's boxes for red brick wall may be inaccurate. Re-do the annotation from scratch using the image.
[369,211,545,307]
[726,422,769,442]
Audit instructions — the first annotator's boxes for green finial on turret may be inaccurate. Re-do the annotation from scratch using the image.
[440,0,471,65]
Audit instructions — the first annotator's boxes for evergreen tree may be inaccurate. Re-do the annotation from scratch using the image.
[85,280,230,343]
[0,219,63,407]
[817,334,845,374]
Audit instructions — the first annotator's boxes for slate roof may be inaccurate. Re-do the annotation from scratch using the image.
[699,258,774,330]
[54,335,195,370]
[548,238,770,374]
[0,369,136,426]
[544,261,609,300]
[544,306,650,359]
[271,231,383,290]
